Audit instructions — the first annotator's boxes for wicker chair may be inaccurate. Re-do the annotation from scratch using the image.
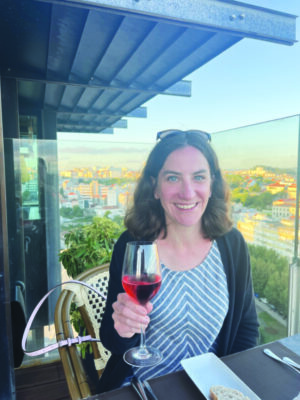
[54,264,111,400]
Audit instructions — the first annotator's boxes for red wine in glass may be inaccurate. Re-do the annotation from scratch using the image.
[122,241,162,367]
[122,274,161,305]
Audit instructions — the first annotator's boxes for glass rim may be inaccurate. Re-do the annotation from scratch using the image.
[126,241,155,246]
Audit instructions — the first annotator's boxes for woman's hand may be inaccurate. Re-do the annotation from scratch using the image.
[112,293,153,338]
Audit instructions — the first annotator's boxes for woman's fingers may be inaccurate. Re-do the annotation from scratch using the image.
[112,293,151,338]
[145,301,153,314]
[112,313,149,337]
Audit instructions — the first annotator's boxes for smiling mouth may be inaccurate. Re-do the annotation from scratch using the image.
[175,203,197,210]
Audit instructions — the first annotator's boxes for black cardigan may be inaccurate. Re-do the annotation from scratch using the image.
[97,228,259,393]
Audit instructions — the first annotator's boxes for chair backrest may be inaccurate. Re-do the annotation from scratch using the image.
[54,264,110,400]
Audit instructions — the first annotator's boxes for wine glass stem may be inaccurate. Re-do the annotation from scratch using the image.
[139,326,148,356]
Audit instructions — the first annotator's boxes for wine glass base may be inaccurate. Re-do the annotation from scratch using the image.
[123,346,162,367]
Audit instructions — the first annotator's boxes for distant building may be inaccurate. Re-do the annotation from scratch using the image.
[77,180,99,197]
[60,199,78,208]
[288,183,297,199]
[79,199,91,209]
[266,182,286,195]
[97,168,111,179]
[250,166,267,176]
[60,170,72,178]
[67,192,78,201]
[110,167,122,178]
[99,185,109,201]
[107,189,117,207]
[272,198,297,219]
[235,209,296,259]
[118,191,132,208]
[278,218,295,242]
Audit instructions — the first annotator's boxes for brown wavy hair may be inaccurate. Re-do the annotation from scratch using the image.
[124,131,232,240]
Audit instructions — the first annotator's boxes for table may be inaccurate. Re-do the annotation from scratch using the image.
[90,337,300,400]
[280,333,300,356]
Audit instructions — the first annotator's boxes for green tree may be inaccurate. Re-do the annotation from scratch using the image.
[250,257,269,296]
[73,205,84,217]
[225,174,244,188]
[249,244,289,317]
[248,182,261,192]
[59,214,124,277]
[243,191,276,210]
[231,189,248,204]
[60,206,73,218]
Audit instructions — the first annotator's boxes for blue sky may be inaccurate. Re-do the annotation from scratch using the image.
[58,0,300,147]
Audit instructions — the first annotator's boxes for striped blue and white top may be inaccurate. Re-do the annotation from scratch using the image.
[133,240,229,382]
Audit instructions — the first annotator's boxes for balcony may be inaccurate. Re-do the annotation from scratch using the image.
[0,0,299,399]
[5,112,299,367]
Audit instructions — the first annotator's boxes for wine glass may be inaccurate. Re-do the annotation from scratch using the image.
[122,241,162,367]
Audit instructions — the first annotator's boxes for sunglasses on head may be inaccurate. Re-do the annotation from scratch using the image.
[156,129,211,142]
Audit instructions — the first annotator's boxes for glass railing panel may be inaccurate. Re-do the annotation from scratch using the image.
[6,137,153,366]
[6,115,300,366]
[212,114,300,343]
[5,136,61,366]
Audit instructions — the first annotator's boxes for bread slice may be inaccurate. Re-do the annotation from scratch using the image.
[210,385,250,400]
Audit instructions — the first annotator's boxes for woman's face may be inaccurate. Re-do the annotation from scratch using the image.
[154,146,212,230]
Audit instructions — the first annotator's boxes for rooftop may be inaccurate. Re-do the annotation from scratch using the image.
[0,0,297,135]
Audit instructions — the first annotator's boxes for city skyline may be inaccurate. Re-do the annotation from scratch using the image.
[57,162,298,264]
[59,163,296,178]
[56,114,299,171]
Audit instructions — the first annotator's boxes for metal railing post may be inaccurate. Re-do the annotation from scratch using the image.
[288,115,300,336]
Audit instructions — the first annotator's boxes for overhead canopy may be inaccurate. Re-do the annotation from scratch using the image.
[0,0,297,134]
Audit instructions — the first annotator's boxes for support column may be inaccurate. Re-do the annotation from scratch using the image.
[0,78,16,399]
[288,261,300,335]
[40,110,61,323]
[1,77,26,368]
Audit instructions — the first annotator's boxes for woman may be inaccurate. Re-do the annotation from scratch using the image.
[97,130,259,392]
